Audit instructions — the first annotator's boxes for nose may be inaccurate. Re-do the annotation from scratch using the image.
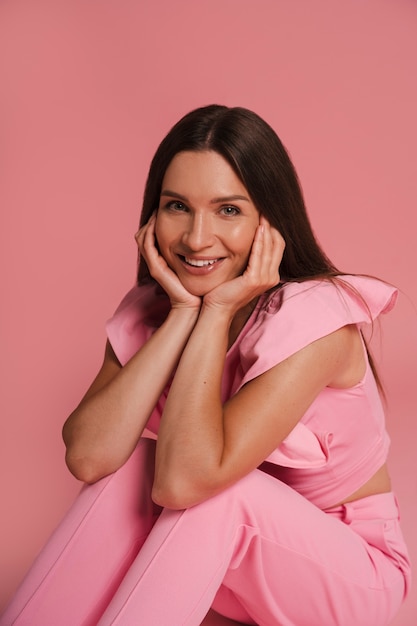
[182,212,215,251]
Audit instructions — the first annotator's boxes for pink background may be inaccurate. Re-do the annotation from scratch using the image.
[1,0,416,623]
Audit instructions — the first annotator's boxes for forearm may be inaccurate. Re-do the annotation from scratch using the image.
[63,306,199,482]
[153,304,233,506]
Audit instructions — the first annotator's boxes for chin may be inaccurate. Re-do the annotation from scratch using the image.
[180,279,222,297]
[185,285,215,297]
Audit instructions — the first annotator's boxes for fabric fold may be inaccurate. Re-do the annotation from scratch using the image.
[265,424,332,468]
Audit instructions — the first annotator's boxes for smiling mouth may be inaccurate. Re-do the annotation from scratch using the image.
[180,256,221,267]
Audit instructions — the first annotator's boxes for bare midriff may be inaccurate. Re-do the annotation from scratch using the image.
[330,463,392,508]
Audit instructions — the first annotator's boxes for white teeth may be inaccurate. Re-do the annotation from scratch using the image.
[184,257,218,267]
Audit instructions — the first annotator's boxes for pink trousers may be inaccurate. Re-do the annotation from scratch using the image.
[1,438,410,626]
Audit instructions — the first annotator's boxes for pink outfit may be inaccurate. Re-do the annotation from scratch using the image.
[1,276,411,625]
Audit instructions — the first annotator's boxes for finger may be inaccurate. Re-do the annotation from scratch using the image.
[245,223,265,277]
[141,221,160,263]
[261,222,285,257]
[136,214,156,251]
[269,228,285,283]
[253,222,283,287]
[270,228,286,263]
[135,211,156,240]
[257,221,274,273]
[135,222,149,248]
[135,223,145,242]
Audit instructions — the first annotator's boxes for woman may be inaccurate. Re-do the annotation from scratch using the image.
[1,105,410,625]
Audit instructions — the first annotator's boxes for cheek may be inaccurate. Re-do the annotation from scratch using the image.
[232,225,257,255]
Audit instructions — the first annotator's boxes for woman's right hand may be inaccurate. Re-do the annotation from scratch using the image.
[136,214,202,311]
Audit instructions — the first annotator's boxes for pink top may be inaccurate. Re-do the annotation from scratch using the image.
[106,275,397,510]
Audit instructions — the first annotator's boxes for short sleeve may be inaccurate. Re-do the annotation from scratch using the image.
[237,275,397,391]
[106,283,170,366]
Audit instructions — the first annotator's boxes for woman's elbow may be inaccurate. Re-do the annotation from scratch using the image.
[64,450,112,484]
[151,482,188,510]
[62,418,114,483]
[151,474,217,510]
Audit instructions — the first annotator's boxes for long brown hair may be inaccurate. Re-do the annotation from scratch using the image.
[137,104,339,284]
[137,105,384,392]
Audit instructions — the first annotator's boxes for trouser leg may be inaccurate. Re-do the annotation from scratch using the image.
[0,438,159,626]
[98,469,406,626]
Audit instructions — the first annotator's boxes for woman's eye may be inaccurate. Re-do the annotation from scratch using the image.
[221,205,240,216]
[167,201,187,212]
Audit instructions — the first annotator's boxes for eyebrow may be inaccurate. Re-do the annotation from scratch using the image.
[160,189,251,204]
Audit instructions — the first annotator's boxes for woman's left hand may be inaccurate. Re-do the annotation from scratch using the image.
[203,217,285,316]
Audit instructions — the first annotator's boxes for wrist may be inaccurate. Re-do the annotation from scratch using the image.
[199,300,235,327]
[166,303,201,326]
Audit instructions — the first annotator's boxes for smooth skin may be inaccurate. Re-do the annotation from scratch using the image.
[63,150,391,510]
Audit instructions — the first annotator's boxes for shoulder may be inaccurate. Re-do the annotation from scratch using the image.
[264,274,397,319]
[105,282,171,365]
[236,275,396,390]
[258,274,397,336]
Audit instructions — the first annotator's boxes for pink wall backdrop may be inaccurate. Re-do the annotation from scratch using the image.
[1,0,416,623]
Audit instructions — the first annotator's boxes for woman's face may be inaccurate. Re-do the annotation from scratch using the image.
[155,150,260,296]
